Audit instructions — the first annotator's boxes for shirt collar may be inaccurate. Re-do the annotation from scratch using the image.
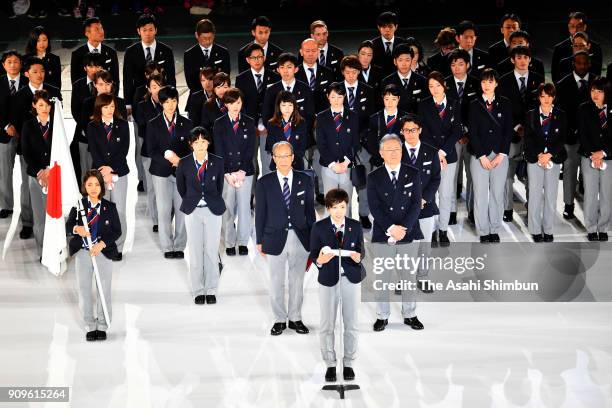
[192,152,208,165]
[573,71,589,83]
[344,80,358,91]
[384,162,401,175]
[163,112,176,127]
[383,108,397,117]
[397,70,412,82]
[28,83,43,93]
[434,96,447,107]
[303,62,317,73]
[454,75,467,83]
[331,217,346,230]
[482,94,495,104]
[142,40,157,54]
[281,79,296,90]
[539,105,554,116]
[251,67,264,77]
[331,107,344,116]
[383,36,395,45]
[87,197,101,208]
[36,116,49,126]
[504,38,509,47]
[319,43,329,54]
[87,42,100,53]
[257,41,269,55]
[200,44,212,54]
[405,140,421,153]
[514,70,529,81]
[276,169,293,185]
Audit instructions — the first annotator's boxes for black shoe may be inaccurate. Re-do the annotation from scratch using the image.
[325,367,337,382]
[543,234,554,242]
[238,246,248,255]
[226,247,236,256]
[532,234,543,243]
[343,366,355,381]
[431,230,438,243]
[0,209,13,218]
[19,226,33,239]
[563,204,575,220]
[110,252,122,261]
[152,224,158,232]
[360,215,372,229]
[137,180,144,192]
[404,316,424,330]
[173,251,184,259]
[438,230,450,247]
[588,233,599,242]
[164,251,175,259]
[488,233,500,243]
[479,235,490,243]
[270,322,286,336]
[468,211,475,224]
[194,295,205,304]
[417,280,434,293]
[288,320,309,334]
[503,210,513,222]
[448,212,457,225]
[599,232,608,242]
[316,193,325,205]
[86,331,97,341]
[96,330,107,341]
[373,319,388,332]
[205,295,216,304]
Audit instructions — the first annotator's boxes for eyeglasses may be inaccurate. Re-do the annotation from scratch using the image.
[248,55,264,60]
[401,128,420,134]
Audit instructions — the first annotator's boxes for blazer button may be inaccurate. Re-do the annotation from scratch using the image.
[390,207,393,211]
[238,161,241,165]
[336,142,339,145]
[401,206,404,210]
[285,228,288,231]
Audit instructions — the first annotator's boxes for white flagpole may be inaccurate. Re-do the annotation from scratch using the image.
[2,156,23,260]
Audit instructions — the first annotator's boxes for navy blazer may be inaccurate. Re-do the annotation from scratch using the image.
[176,152,226,216]
[235,68,279,121]
[380,71,427,114]
[28,53,62,91]
[578,102,612,160]
[309,217,366,287]
[11,83,61,142]
[201,98,225,132]
[66,197,121,259]
[488,39,509,68]
[70,43,120,90]
[185,89,209,127]
[146,113,192,177]
[21,117,52,177]
[426,52,451,77]
[366,109,407,166]
[265,119,308,171]
[555,73,594,145]
[445,74,480,135]
[367,163,423,243]
[467,48,492,77]
[358,64,385,96]
[523,107,567,164]
[552,37,602,83]
[498,71,544,143]
[370,36,407,77]
[237,41,284,73]
[183,43,231,94]
[87,119,130,177]
[255,170,315,256]
[468,96,513,157]
[295,64,335,114]
[316,108,360,167]
[134,97,162,158]
[342,81,376,146]
[80,95,128,144]
[71,77,96,143]
[212,113,256,175]
[402,142,441,218]
[417,96,462,163]
[496,57,545,79]
[262,80,315,127]
[0,74,28,143]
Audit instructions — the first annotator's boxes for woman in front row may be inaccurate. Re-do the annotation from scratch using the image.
[265,91,308,171]
[578,77,612,242]
[523,83,567,243]
[176,127,226,305]
[66,170,121,342]
[87,93,129,261]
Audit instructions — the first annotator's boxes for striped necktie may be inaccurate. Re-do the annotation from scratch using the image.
[167,118,175,138]
[218,99,227,113]
[231,116,240,134]
[436,102,446,119]
[282,177,290,209]
[9,79,16,95]
[104,123,112,142]
[84,202,100,248]
[282,119,291,140]
[402,78,409,90]
[390,170,397,189]
[409,148,417,164]
[203,48,209,61]
[386,114,396,130]
[145,47,153,63]
[319,49,326,67]
[486,100,494,112]
[332,224,344,245]
[599,107,608,129]
[540,113,552,134]
[196,159,207,186]
[40,122,49,141]
[308,67,316,90]
[385,41,392,56]
[254,73,262,92]
[519,77,526,96]
[347,87,355,109]
[333,112,342,133]
[457,81,464,100]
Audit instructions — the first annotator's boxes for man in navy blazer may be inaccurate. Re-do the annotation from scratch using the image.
[367,134,424,332]
[256,141,315,336]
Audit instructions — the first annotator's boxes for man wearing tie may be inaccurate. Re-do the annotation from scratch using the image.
[256,141,315,336]
[309,20,345,81]
[380,44,427,114]
[370,11,406,77]
[237,16,284,74]
[455,20,491,78]
[366,84,406,168]
[367,134,424,332]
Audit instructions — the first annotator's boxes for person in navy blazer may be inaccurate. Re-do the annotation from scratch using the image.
[186,66,214,128]
[25,26,62,91]
[366,84,406,167]
[380,44,428,114]
[265,91,308,171]
[305,20,345,80]
[296,39,335,115]
[495,31,545,79]
[426,27,457,78]
[200,72,230,133]
[176,127,226,305]
[256,141,315,336]
[146,86,192,259]
[66,170,121,342]
[487,14,521,67]
[455,21,491,77]
[310,188,365,383]
[523,83,567,242]
[371,11,407,77]
[418,72,462,244]
[237,16,285,74]
[367,134,424,333]
[213,88,256,256]
[357,41,385,96]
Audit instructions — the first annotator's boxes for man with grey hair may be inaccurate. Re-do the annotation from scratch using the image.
[256,141,316,336]
[367,134,425,332]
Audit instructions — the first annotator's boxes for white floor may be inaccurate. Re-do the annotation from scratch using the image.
[1,180,612,407]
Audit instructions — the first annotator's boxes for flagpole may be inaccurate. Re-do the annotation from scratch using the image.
[77,199,111,329]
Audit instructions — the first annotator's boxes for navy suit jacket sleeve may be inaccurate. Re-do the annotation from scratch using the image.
[402,170,422,233]
[255,179,267,246]
[366,171,395,232]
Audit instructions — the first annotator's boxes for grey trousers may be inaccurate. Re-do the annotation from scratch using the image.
[452,141,473,213]
[504,141,524,211]
[75,249,113,332]
[319,276,360,368]
[417,216,436,278]
[258,133,272,177]
[152,175,186,252]
[563,143,580,205]
[222,175,253,247]
[470,153,509,236]
[356,148,371,217]
[311,147,324,192]
[107,175,128,252]
[321,166,354,217]
[135,130,145,183]
[527,163,560,235]
[438,161,457,230]
[581,157,612,233]
[370,241,419,319]
[79,141,92,175]
[142,157,158,224]
[0,140,32,226]
[28,177,47,255]
[267,230,309,322]
[185,206,222,296]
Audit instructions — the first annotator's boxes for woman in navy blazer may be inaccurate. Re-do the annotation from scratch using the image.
[524,83,567,242]
[24,26,62,90]
[200,72,230,133]
[265,91,308,171]
[66,170,121,342]
[21,90,53,255]
[213,87,256,256]
[146,86,193,259]
[176,127,226,304]
[87,93,129,260]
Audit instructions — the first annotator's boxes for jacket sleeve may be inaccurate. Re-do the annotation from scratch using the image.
[501,100,514,154]
[87,123,104,169]
[183,49,199,93]
[577,105,595,154]
[212,120,226,168]
[65,206,80,235]
[423,155,441,204]
[309,223,323,263]
[468,103,484,158]
[442,100,463,155]
[146,121,164,166]
[118,122,130,165]
[522,111,538,163]
[107,203,122,243]
[401,170,423,234]
[255,179,266,246]
[367,172,395,232]
[175,160,186,198]
[315,116,333,166]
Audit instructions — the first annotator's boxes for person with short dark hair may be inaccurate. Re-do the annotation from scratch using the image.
[25,26,61,90]
[366,84,407,167]
[186,66,216,128]
[237,16,285,73]
[405,37,431,77]
[488,13,521,67]
[184,19,231,96]
[455,20,491,77]
[66,169,121,342]
[357,41,384,93]
[201,72,231,133]
[309,20,345,80]
[496,31,545,78]
[310,188,364,382]
[265,91,308,171]
[427,27,457,77]
[556,32,598,84]
[380,44,428,114]
[523,83,567,242]
[176,126,226,304]
[371,11,406,77]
